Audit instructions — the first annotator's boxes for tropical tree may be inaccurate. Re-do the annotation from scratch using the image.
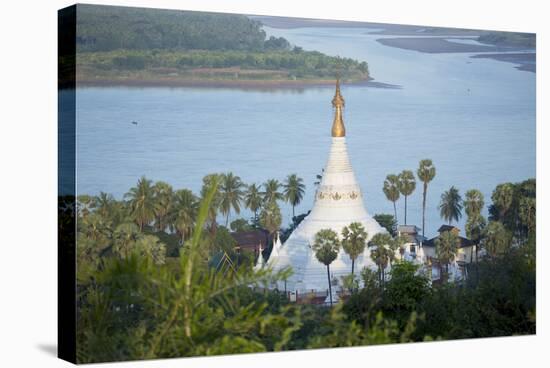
[369,233,395,286]
[373,213,397,236]
[200,174,222,233]
[77,177,298,362]
[464,189,486,262]
[230,218,253,232]
[170,189,198,244]
[125,176,156,231]
[152,181,174,232]
[491,183,514,219]
[434,230,459,281]
[133,234,167,265]
[113,222,141,259]
[95,191,115,219]
[244,183,263,220]
[398,170,416,225]
[519,197,536,235]
[383,174,400,222]
[341,222,368,276]
[219,172,245,226]
[259,200,282,237]
[438,186,463,225]
[483,221,512,258]
[417,159,436,237]
[465,215,486,262]
[79,212,110,244]
[464,189,485,218]
[312,229,341,306]
[263,179,284,205]
[283,174,306,217]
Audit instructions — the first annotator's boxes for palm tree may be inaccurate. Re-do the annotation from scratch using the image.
[201,174,222,233]
[519,197,536,236]
[483,221,512,258]
[383,174,400,222]
[464,189,485,218]
[398,170,416,225]
[244,183,263,220]
[219,172,245,227]
[95,191,114,219]
[369,233,394,286]
[465,215,486,262]
[283,174,306,217]
[417,159,436,237]
[435,230,459,281]
[464,189,486,262]
[439,186,463,225]
[312,229,341,306]
[259,200,282,237]
[134,234,166,265]
[152,181,174,232]
[80,212,110,242]
[125,176,156,231]
[341,222,368,276]
[491,183,514,219]
[113,222,141,259]
[263,179,284,204]
[170,189,198,244]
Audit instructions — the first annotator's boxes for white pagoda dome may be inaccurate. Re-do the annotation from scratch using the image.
[266,80,385,292]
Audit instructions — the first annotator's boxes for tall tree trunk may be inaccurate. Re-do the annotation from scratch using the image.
[422,182,427,237]
[393,201,397,225]
[404,195,408,225]
[327,265,333,307]
[351,259,355,276]
[292,205,295,218]
[225,212,229,227]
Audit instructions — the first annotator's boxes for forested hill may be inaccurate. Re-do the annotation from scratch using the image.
[69,5,370,87]
[76,5,282,52]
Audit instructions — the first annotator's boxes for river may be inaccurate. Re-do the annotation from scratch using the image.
[73,26,536,238]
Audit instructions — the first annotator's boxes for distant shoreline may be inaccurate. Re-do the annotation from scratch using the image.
[374,37,535,73]
[471,53,536,73]
[74,77,401,90]
[376,37,497,54]
[252,15,482,37]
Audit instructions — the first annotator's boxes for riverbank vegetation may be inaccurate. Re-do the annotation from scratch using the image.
[62,165,535,362]
[70,5,369,86]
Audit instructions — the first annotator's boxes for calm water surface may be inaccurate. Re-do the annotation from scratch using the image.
[74,27,535,237]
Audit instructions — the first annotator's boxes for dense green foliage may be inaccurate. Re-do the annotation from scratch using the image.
[489,178,535,242]
[67,171,536,363]
[373,213,397,236]
[74,5,369,84]
[76,5,270,52]
[78,49,368,82]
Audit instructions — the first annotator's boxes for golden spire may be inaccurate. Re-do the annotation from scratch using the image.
[331,78,346,137]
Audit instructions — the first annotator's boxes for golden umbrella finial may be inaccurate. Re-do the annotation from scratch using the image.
[331,78,346,137]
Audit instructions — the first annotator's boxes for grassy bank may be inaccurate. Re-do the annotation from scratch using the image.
[75,49,370,87]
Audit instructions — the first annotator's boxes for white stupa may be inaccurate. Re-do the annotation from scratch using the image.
[266,80,385,292]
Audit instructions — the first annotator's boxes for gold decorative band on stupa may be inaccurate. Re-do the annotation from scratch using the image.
[331,78,346,137]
